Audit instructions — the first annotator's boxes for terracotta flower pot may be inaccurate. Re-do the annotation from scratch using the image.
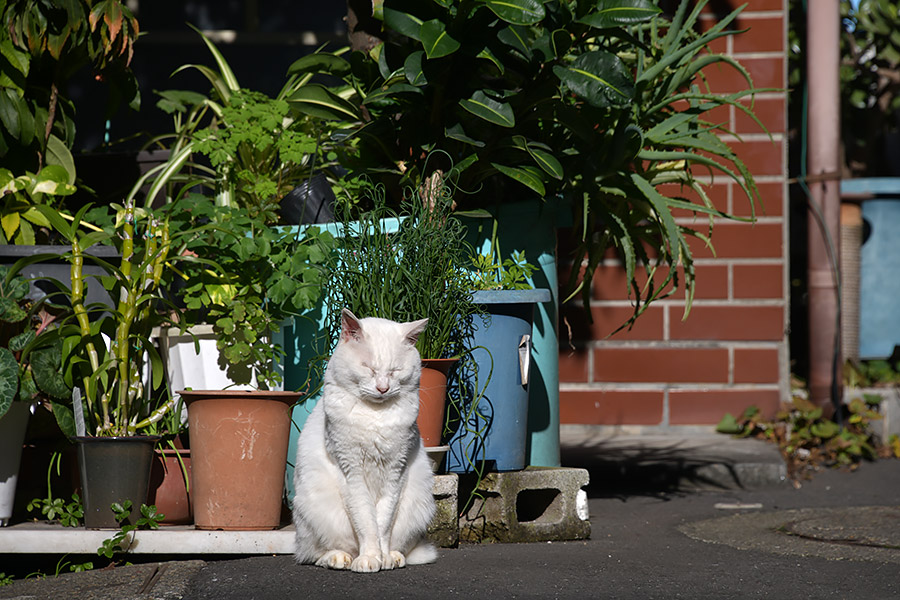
[419,358,458,448]
[181,390,300,530]
[148,448,192,525]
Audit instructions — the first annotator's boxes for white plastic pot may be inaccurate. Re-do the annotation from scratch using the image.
[0,402,31,526]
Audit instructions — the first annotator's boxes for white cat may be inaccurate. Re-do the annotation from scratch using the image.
[292,309,438,573]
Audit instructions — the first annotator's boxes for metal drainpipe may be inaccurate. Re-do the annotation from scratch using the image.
[806,1,842,416]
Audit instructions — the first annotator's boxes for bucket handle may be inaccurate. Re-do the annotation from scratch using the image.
[518,334,532,386]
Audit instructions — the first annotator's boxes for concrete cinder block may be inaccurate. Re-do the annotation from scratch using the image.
[428,474,459,548]
[458,467,591,544]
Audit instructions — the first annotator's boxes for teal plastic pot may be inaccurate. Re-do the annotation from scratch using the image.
[74,436,160,529]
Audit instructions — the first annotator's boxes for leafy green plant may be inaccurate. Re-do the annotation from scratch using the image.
[30,199,219,436]
[0,166,76,244]
[175,196,335,389]
[0,265,71,421]
[467,215,537,291]
[144,26,359,221]
[326,179,480,360]
[189,89,325,225]
[844,358,900,388]
[717,395,888,479]
[97,501,164,560]
[470,250,536,291]
[26,452,83,527]
[344,0,767,326]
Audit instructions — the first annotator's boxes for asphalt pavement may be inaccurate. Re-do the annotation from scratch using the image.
[2,434,899,600]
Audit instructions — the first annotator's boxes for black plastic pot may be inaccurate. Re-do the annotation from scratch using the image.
[73,435,160,529]
[279,173,336,224]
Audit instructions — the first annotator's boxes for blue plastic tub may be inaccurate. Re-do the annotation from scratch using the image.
[445,288,551,473]
[841,178,900,359]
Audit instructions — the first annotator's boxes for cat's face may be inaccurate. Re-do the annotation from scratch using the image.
[331,309,428,403]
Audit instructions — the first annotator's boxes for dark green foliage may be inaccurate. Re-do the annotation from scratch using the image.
[344,0,767,329]
[717,395,890,479]
[326,179,479,360]
[0,0,140,175]
[0,265,70,419]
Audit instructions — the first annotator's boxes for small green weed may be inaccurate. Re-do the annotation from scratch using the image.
[717,395,890,481]
[97,502,165,560]
[26,452,83,527]
[26,493,84,527]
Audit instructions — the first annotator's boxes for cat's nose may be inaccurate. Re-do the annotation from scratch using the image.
[376,379,390,394]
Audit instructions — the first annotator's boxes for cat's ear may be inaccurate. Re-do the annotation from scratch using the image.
[404,318,428,346]
[340,309,364,343]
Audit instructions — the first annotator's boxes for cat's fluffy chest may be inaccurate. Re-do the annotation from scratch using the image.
[323,386,418,457]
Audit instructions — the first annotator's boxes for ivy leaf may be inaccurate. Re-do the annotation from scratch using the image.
[9,330,35,352]
[0,347,19,418]
[420,19,460,59]
[32,346,71,400]
[0,297,27,323]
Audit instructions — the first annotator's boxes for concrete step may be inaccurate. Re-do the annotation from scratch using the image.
[560,426,788,493]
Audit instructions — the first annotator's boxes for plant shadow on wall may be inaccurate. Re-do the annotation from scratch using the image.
[343,0,770,335]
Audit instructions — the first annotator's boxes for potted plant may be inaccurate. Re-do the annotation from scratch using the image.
[339,0,770,465]
[319,176,481,460]
[444,221,551,473]
[0,266,71,526]
[144,26,359,222]
[145,394,192,526]
[161,197,335,530]
[27,199,208,529]
[125,30,361,529]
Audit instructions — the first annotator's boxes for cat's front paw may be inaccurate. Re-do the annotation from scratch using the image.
[383,550,406,570]
[350,553,382,573]
[316,550,353,570]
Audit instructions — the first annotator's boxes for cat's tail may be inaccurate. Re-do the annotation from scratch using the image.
[406,540,438,565]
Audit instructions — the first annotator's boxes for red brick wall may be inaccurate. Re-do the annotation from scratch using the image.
[558,2,788,429]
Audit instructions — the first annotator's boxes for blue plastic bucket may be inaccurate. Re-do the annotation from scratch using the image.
[445,289,551,473]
